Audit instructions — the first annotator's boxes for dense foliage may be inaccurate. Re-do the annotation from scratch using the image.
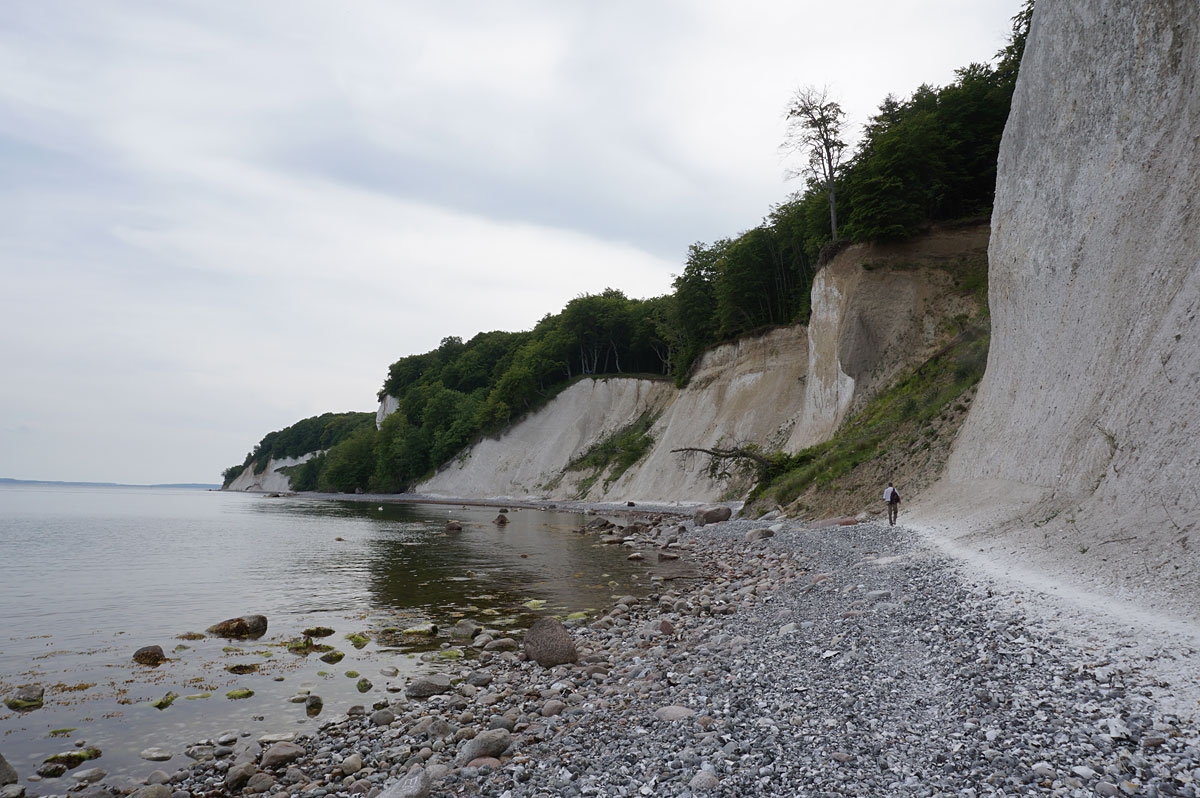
[783,0,1033,256]
[220,412,375,487]
[222,3,1033,494]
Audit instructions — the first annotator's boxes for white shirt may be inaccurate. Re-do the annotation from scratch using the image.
[883,487,897,502]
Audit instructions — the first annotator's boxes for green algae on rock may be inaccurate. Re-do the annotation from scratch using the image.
[150,691,178,710]
[303,626,335,638]
[44,748,101,769]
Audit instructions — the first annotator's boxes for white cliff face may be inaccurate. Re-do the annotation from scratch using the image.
[416,378,677,500]
[376,394,400,428]
[225,452,319,492]
[788,228,985,451]
[605,326,810,503]
[417,227,983,503]
[919,2,1200,617]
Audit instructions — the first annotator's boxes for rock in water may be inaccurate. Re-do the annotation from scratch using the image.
[36,763,66,779]
[206,615,268,638]
[133,646,166,666]
[5,686,44,712]
[693,505,732,527]
[493,514,508,525]
[0,753,16,786]
[523,617,579,668]
[149,691,177,709]
[44,749,101,770]
[450,619,482,639]
[379,767,431,798]
[445,520,462,531]
[301,626,334,637]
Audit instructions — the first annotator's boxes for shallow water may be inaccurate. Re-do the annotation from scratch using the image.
[0,485,655,792]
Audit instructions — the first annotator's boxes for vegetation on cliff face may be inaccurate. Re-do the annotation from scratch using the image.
[222,5,1031,494]
[561,411,661,498]
[221,412,374,488]
[750,320,989,516]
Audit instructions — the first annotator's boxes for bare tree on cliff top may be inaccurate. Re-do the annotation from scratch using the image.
[783,85,847,241]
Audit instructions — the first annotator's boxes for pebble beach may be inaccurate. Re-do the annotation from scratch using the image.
[9,509,1200,798]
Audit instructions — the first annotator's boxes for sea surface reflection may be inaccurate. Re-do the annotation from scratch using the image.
[0,486,657,793]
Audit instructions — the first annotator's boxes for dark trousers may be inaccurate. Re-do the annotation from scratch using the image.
[888,502,899,525]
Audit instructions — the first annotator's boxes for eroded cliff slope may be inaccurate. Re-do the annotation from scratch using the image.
[916,1,1200,617]
[416,226,986,503]
[224,452,319,492]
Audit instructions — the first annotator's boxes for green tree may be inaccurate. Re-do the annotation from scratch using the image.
[783,86,848,240]
[318,426,377,493]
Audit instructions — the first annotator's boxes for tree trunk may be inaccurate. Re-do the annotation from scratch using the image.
[827,150,839,240]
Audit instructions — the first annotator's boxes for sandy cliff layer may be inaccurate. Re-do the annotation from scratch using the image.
[225,452,318,492]
[915,1,1200,618]
[417,227,985,503]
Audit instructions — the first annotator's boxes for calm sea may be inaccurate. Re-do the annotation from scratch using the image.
[0,485,655,793]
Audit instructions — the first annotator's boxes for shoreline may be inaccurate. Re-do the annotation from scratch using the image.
[249,489,703,522]
[21,507,1200,797]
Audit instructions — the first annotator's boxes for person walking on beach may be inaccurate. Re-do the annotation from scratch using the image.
[883,482,901,526]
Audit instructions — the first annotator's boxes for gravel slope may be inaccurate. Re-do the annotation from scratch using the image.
[447,518,1198,797]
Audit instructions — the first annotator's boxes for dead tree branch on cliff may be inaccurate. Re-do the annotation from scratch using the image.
[671,444,777,483]
[670,446,771,467]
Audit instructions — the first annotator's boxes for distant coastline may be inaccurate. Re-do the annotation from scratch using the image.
[0,477,219,490]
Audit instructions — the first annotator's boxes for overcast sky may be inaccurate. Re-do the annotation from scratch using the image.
[0,1,1020,485]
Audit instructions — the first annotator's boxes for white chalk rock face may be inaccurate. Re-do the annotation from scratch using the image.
[928,2,1200,610]
[376,394,400,428]
[417,377,676,500]
[224,452,319,492]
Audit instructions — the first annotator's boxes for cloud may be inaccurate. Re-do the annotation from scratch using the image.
[0,0,1021,483]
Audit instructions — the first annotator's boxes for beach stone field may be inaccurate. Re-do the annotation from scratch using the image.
[12,512,1200,798]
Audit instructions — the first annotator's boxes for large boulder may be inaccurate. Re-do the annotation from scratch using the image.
[260,741,305,769]
[523,618,578,668]
[405,674,451,699]
[206,615,268,638]
[133,646,166,666]
[458,729,511,764]
[0,752,17,786]
[692,505,731,527]
[4,686,43,712]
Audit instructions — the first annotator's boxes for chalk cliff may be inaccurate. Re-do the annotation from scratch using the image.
[415,227,985,503]
[224,452,319,492]
[916,1,1200,616]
